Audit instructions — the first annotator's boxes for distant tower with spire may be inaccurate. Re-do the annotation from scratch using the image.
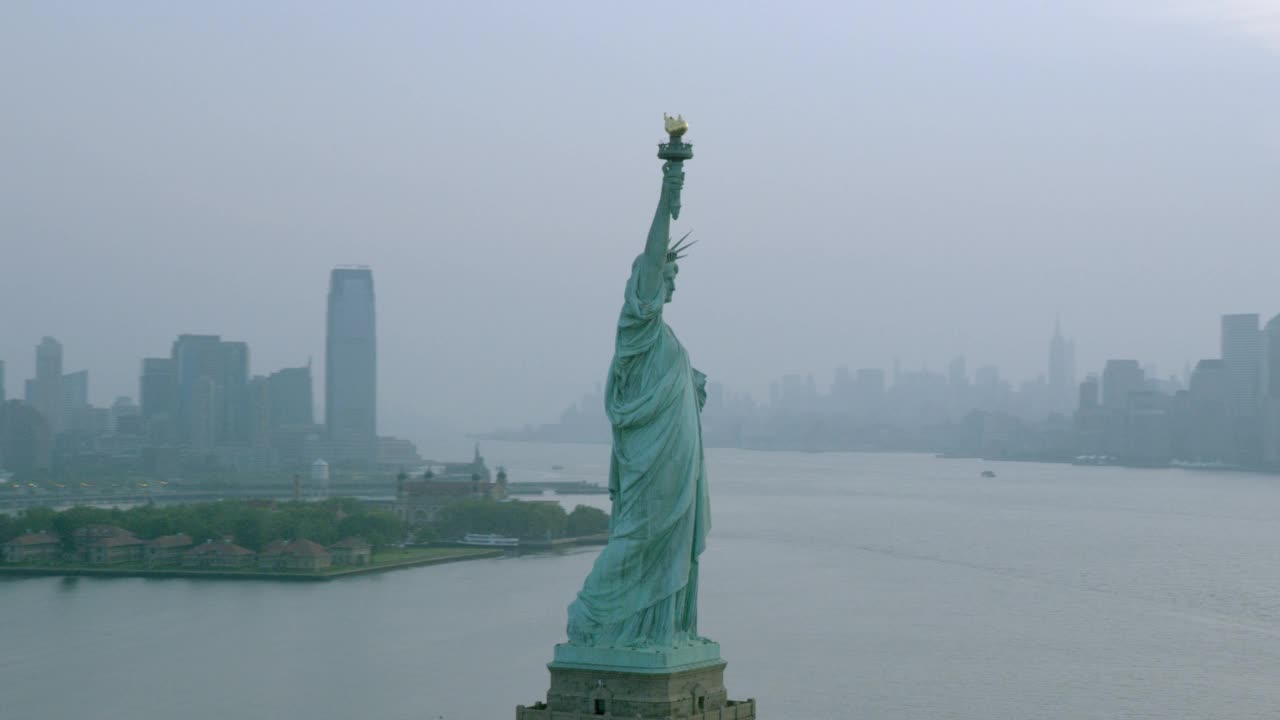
[1048,317,1076,412]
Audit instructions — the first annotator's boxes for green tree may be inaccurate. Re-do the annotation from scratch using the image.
[567,505,610,537]
[232,509,273,551]
[336,510,404,549]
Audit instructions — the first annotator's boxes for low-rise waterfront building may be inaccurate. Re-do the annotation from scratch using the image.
[146,534,194,565]
[183,540,256,568]
[2,532,60,562]
[258,538,331,570]
[87,533,146,565]
[329,536,371,566]
[74,525,145,564]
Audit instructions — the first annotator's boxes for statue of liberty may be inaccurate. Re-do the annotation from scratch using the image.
[565,115,712,653]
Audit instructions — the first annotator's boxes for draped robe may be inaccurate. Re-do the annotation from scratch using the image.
[566,257,710,649]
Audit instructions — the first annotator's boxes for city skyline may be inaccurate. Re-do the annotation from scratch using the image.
[11,305,1280,437]
[4,3,1279,432]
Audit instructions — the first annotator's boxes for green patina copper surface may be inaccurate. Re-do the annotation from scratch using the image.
[564,117,715,663]
[552,640,723,674]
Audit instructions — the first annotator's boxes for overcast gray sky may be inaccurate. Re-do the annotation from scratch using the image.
[2,1,1279,440]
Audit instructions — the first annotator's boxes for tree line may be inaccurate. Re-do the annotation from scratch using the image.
[2,498,611,551]
[0,498,404,552]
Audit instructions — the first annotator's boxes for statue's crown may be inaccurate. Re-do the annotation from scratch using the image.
[666,231,696,263]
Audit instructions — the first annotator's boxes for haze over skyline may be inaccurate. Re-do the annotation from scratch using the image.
[3,2,1279,438]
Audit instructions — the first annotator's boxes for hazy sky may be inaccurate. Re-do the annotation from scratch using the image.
[2,2,1279,440]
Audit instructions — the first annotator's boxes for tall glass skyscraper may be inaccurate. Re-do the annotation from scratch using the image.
[1221,313,1261,417]
[326,267,377,466]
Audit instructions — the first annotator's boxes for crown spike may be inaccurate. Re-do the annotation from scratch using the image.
[666,230,696,262]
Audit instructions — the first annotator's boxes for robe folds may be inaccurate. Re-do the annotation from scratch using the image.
[566,257,710,649]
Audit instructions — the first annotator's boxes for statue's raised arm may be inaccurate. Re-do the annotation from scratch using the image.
[636,114,693,300]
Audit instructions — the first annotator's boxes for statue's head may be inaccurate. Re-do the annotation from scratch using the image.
[663,262,678,303]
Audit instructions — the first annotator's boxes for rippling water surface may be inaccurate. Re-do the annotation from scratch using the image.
[4,443,1279,719]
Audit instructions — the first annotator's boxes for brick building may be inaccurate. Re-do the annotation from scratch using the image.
[2,532,60,563]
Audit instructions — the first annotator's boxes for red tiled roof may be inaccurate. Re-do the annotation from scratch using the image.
[187,541,254,557]
[94,534,145,548]
[147,534,193,548]
[330,537,370,550]
[260,540,287,556]
[4,532,59,546]
[281,538,329,558]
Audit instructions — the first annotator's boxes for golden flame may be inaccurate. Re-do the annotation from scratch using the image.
[664,113,689,138]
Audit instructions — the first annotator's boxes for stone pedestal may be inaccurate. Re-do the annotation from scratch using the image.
[516,642,757,719]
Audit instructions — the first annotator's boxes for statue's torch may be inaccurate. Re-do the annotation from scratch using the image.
[658,113,693,220]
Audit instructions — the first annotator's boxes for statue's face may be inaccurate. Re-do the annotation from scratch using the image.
[663,263,678,303]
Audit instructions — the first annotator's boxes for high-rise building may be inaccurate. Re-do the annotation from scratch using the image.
[1078,376,1099,410]
[110,397,141,435]
[1188,359,1233,461]
[0,359,6,404]
[62,370,89,411]
[1073,375,1106,456]
[26,337,66,432]
[61,369,91,434]
[140,358,177,420]
[268,365,314,428]
[219,341,250,444]
[326,267,377,465]
[1221,313,1261,416]
[0,400,52,474]
[172,334,223,444]
[1263,314,1280,399]
[189,375,220,453]
[170,335,252,448]
[247,376,272,448]
[1260,315,1280,465]
[1102,359,1144,409]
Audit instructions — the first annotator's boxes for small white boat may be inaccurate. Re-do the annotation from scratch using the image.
[459,533,520,547]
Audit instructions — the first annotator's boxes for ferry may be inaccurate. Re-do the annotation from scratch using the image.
[458,533,520,547]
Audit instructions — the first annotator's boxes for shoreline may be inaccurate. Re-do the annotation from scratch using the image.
[0,548,504,582]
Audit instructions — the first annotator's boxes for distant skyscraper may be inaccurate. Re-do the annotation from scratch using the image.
[62,370,89,412]
[189,375,220,453]
[1221,313,1261,416]
[110,397,141,435]
[326,267,377,465]
[30,337,66,433]
[1102,359,1144,409]
[1078,375,1099,410]
[172,334,223,445]
[1261,315,1280,465]
[1263,315,1280,400]
[1189,359,1233,461]
[1189,360,1230,402]
[247,376,272,448]
[0,359,6,404]
[219,341,250,444]
[140,358,177,420]
[1048,319,1076,411]
[268,365,314,428]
